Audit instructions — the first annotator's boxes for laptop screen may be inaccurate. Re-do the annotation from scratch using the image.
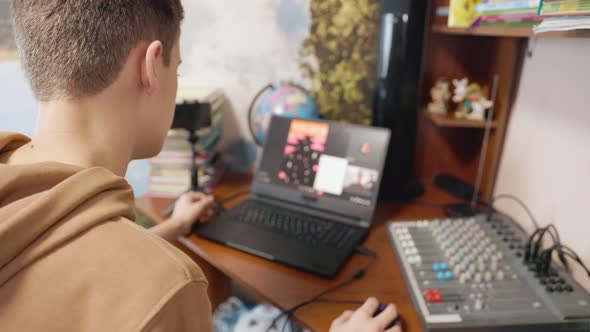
[253,116,391,225]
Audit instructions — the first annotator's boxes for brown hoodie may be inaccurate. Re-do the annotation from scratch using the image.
[0,132,213,331]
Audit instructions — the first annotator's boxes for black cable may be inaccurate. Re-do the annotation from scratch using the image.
[537,243,590,278]
[267,255,377,332]
[560,251,590,277]
[559,245,581,260]
[554,245,590,277]
[544,224,560,244]
[532,226,558,261]
[525,227,544,262]
[487,194,540,229]
[355,245,377,257]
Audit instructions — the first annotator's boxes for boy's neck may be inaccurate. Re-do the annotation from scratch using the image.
[12,93,137,177]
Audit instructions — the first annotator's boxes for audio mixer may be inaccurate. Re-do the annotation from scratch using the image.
[387,214,590,331]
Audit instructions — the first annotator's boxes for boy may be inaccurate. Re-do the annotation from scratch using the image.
[0,1,401,331]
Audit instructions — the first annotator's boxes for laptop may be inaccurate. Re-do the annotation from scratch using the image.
[194,116,391,278]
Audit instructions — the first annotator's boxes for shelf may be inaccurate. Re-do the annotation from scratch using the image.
[426,112,498,129]
[432,25,590,38]
[432,25,533,37]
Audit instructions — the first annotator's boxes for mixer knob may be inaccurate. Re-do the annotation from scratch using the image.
[491,255,499,265]
[411,256,422,264]
[468,263,477,274]
[490,260,498,272]
[459,273,469,284]
[474,299,484,311]
[449,256,457,265]
[496,251,504,260]
[460,261,468,270]
[475,246,484,255]
[474,272,483,283]
[478,262,486,272]
[496,270,505,281]
[462,254,470,264]
[484,271,493,282]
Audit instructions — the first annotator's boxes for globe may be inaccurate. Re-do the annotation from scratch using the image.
[248,84,319,145]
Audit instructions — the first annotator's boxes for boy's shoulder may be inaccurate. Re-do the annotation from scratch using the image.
[88,216,208,287]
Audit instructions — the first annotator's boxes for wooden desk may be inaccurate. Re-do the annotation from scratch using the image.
[136,173,460,332]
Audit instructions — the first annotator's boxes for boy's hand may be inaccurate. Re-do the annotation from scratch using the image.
[329,298,401,332]
[169,192,216,235]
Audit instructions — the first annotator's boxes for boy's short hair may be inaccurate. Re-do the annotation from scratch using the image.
[11,0,184,101]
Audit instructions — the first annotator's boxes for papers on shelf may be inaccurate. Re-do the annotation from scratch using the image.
[534,16,590,34]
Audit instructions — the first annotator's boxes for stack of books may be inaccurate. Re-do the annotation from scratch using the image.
[538,0,590,16]
[147,87,226,197]
[475,0,542,27]
[534,0,590,32]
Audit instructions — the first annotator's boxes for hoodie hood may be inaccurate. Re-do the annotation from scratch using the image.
[0,132,135,285]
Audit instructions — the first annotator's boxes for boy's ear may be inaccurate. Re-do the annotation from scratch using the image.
[141,41,163,95]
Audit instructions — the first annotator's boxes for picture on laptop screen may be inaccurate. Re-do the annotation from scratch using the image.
[257,117,382,208]
[278,119,328,189]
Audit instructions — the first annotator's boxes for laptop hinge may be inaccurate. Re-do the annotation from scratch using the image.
[252,193,369,228]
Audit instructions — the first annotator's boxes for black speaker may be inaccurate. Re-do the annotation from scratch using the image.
[373,0,427,200]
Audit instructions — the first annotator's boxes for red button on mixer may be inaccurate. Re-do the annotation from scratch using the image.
[424,288,443,303]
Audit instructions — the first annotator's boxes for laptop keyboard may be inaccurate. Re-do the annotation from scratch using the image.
[230,201,359,249]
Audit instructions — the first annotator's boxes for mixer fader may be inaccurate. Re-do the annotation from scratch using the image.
[387,215,590,331]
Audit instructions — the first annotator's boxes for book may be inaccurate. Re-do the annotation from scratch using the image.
[538,0,590,16]
[480,12,542,22]
[449,0,482,27]
[147,87,226,198]
[476,8,539,15]
[480,20,541,26]
[475,0,540,12]
[533,14,590,32]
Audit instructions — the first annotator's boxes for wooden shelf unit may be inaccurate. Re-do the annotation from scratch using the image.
[432,24,534,38]
[413,1,528,201]
[432,24,590,39]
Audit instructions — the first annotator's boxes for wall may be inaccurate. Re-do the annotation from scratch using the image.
[178,0,379,145]
[0,61,36,136]
[1,0,379,193]
[0,60,151,195]
[494,37,590,291]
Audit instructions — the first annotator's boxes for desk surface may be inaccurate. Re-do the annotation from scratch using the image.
[136,173,461,332]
